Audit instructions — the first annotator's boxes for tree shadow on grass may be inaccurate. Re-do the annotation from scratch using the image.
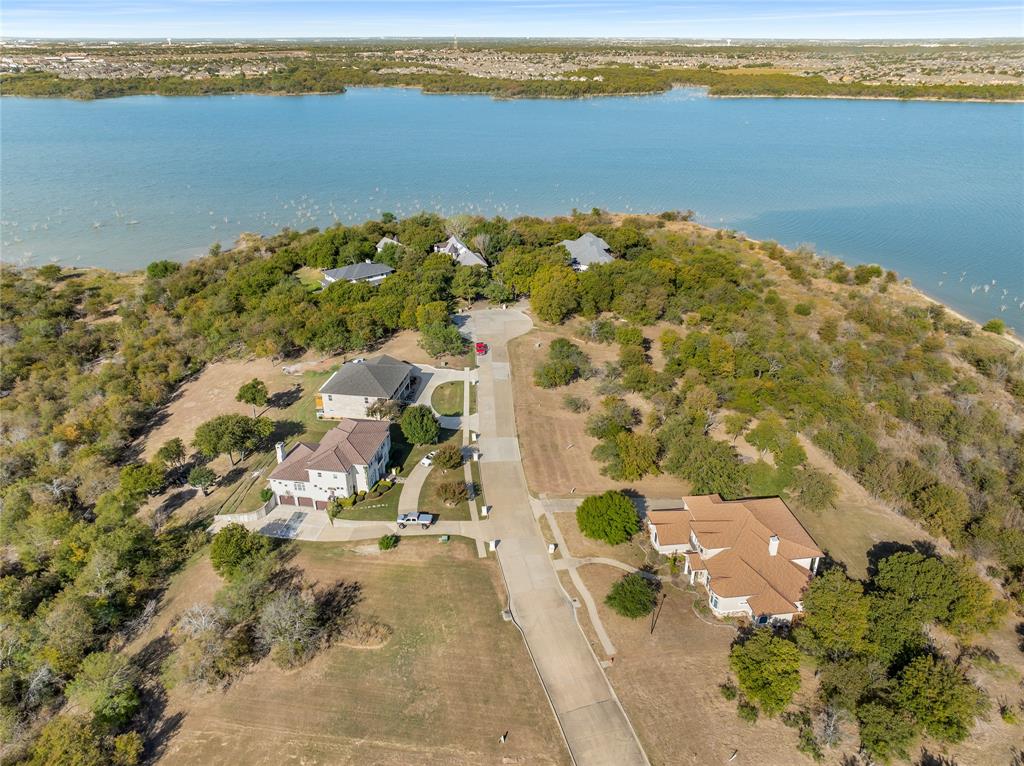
[270,419,306,444]
[865,539,940,579]
[152,488,197,527]
[269,383,303,410]
[133,634,186,763]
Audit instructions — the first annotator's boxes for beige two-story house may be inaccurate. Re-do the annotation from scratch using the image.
[268,418,391,511]
[647,494,822,624]
[316,355,416,420]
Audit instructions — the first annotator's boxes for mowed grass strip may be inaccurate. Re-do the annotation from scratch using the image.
[157,538,568,766]
[430,380,464,416]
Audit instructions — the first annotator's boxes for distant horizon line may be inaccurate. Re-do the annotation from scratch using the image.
[3,35,1023,43]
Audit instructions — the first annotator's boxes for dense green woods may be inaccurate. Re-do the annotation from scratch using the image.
[1,210,1022,761]
[4,62,1022,101]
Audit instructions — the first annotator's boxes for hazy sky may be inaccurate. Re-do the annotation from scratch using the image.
[3,0,1022,40]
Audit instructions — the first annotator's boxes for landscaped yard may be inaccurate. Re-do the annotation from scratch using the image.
[430,380,464,416]
[417,432,473,522]
[146,538,569,766]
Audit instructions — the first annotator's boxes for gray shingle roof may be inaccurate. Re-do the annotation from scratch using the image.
[435,236,488,268]
[318,354,413,398]
[323,261,394,283]
[559,232,613,268]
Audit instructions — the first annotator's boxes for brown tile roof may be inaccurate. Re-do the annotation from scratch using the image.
[270,419,390,481]
[648,495,822,616]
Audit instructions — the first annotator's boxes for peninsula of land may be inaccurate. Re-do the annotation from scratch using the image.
[3,38,1023,101]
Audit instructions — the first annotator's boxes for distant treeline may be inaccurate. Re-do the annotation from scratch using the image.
[4,64,1023,101]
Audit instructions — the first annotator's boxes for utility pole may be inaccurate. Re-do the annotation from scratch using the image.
[650,591,667,635]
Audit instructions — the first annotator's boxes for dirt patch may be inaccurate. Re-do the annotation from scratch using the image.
[138,354,339,461]
[376,329,446,367]
[509,327,691,498]
[149,538,568,766]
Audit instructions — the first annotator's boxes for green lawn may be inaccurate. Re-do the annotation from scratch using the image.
[330,427,461,522]
[468,382,478,415]
[294,266,324,293]
[430,380,464,416]
[415,430,472,522]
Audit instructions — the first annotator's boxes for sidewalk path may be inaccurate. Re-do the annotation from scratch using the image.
[468,308,649,766]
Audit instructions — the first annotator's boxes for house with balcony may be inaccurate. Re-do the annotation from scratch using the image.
[647,494,822,624]
[268,418,391,511]
[316,355,416,420]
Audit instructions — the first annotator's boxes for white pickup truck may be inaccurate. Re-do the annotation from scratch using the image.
[396,512,435,530]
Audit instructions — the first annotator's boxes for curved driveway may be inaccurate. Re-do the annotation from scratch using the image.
[467,308,649,766]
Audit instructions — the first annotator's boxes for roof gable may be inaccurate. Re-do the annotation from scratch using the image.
[269,419,390,480]
[559,233,613,267]
[318,355,413,398]
[323,261,394,282]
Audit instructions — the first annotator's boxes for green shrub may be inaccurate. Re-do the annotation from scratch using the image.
[982,318,1005,334]
[719,681,738,700]
[737,698,759,723]
[259,488,273,502]
[615,325,645,347]
[999,703,1019,725]
[210,523,272,580]
[378,534,399,551]
[534,360,579,388]
[563,394,590,413]
[729,629,801,715]
[604,573,659,619]
[401,405,440,445]
[438,480,468,506]
[576,490,639,545]
[432,443,463,470]
[794,302,812,316]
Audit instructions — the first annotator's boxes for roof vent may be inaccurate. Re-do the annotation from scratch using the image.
[768,535,780,557]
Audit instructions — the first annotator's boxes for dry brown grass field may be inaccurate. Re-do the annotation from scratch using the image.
[136,538,569,766]
[508,323,692,499]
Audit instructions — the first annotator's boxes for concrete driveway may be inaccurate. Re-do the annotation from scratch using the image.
[466,307,649,766]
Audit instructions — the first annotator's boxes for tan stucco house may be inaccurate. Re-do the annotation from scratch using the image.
[647,494,823,624]
[316,355,416,420]
[268,418,391,510]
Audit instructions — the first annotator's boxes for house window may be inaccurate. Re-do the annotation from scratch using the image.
[294,482,306,491]
[327,395,333,401]
[711,595,719,609]
[317,472,322,478]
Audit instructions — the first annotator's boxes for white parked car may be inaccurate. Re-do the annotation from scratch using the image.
[420,450,437,467]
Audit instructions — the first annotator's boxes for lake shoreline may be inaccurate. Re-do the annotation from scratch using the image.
[2,81,1021,104]
[38,211,1024,352]
[663,214,1024,352]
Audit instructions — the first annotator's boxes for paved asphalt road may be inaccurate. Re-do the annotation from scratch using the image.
[468,308,649,766]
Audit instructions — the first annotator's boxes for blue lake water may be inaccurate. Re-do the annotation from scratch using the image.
[2,87,1022,326]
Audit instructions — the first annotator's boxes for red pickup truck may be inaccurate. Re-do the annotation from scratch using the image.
[475,342,488,355]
